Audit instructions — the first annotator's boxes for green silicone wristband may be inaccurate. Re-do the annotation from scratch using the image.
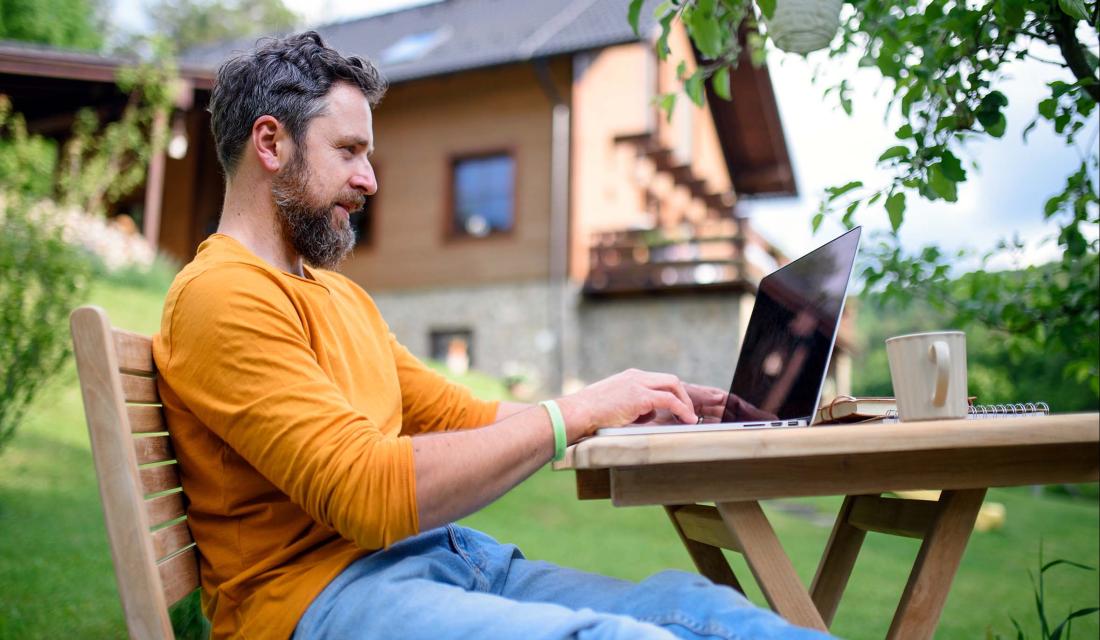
[539,400,568,462]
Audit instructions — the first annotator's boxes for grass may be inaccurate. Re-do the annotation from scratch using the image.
[1,279,1097,639]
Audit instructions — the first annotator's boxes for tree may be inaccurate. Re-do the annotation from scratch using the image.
[852,276,1099,412]
[147,0,300,53]
[631,0,1100,395]
[0,0,105,50]
[0,99,91,455]
[0,51,177,454]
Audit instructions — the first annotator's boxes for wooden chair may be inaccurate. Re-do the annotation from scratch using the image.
[71,305,199,639]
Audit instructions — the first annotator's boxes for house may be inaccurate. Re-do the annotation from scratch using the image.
[1,0,853,399]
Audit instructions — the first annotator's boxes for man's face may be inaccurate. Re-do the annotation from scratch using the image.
[271,82,378,270]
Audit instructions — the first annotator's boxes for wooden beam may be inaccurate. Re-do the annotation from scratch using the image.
[848,495,938,539]
[671,504,742,552]
[574,468,610,500]
[887,489,987,639]
[717,501,828,630]
[665,505,744,592]
[608,444,1098,506]
[810,495,869,627]
[143,109,168,246]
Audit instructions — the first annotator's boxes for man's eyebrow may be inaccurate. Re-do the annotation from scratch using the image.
[334,136,371,149]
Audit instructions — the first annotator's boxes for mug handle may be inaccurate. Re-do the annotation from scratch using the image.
[929,340,950,407]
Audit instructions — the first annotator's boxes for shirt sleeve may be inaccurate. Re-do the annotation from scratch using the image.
[160,266,418,549]
[389,335,500,435]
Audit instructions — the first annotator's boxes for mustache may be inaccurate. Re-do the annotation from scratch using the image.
[335,191,366,213]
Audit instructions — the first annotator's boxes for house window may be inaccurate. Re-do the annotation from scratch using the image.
[430,328,473,375]
[450,153,515,238]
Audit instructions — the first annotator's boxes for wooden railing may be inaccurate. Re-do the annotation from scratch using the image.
[584,219,782,296]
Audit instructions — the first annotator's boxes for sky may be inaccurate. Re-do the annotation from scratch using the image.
[109,0,1098,269]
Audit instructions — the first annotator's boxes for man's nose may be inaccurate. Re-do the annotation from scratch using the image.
[350,161,377,196]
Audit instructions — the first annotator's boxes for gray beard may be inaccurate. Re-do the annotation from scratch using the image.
[271,155,357,271]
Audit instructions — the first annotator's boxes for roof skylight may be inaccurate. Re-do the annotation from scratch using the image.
[379,26,453,65]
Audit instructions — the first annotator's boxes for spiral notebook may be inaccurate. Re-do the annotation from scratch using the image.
[814,397,1051,424]
[881,402,1051,423]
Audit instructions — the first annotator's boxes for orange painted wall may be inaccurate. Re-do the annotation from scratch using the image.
[569,42,653,281]
[341,60,570,291]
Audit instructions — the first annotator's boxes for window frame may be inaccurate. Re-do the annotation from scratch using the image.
[429,327,475,368]
[349,161,380,250]
[444,148,519,242]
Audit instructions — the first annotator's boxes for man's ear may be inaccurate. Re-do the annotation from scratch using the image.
[251,115,287,173]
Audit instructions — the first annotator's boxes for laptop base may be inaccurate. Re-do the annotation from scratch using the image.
[595,418,809,437]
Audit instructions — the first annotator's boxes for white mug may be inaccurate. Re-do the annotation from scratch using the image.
[885,331,968,421]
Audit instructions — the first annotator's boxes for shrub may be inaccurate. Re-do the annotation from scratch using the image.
[0,196,91,453]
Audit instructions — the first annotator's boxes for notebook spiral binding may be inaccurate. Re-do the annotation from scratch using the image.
[884,402,1050,420]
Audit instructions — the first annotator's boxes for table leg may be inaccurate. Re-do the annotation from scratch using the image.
[810,495,870,627]
[886,488,987,640]
[716,501,828,631]
[663,505,744,593]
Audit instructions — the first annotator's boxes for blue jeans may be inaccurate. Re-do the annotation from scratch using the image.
[293,525,833,639]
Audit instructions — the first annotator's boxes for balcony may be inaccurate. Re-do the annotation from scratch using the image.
[584,218,784,297]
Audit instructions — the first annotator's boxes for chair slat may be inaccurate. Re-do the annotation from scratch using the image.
[146,492,186,528]
[128,405,166,433]
[73,306,175,638]
[114,329,156,375]
[152,520,195,561]
[121,373,159,404]
[141,464,182,496]
[158,547,200,606]
[134,436,174,465]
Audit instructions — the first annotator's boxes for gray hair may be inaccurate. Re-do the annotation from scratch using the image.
[208,31,387,175]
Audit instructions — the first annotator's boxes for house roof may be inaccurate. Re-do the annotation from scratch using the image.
[1,1,795,197]
[0,39,213,84]
[182,0,661,83]
[180,0,796,196]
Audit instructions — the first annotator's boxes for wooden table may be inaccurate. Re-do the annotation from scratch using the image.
[553,413,1100,638]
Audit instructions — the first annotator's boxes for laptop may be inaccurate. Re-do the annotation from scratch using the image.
[596,226,862,436]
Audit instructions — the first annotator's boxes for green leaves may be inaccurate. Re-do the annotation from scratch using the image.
[683,2,724,58]
[976,90,1009,138]
[685,70,706,106]
[655,93,677,122]
[635,0,1100,400]
[928,164,959,202]
[826,180,863,199]
[885,192,906,232]
[877,145,910,163]
[1057,0,1090,21]
[938,150,967,181]
[654,1,676,60]
[627,0,645,35]
[712,66,731,100]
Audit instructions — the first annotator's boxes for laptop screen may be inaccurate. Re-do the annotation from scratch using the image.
[722,227,861,422]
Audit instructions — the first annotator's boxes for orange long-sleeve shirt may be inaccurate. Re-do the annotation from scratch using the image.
[153,234,499,639]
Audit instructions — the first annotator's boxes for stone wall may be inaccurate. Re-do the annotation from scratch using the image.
[372,281,850,401]
[576,293,752,390]
[372,280,756,394]
[370,281,560,393]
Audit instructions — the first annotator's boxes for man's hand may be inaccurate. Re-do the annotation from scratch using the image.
[554,369,698,439]
[723,393,778,421]
[634,384,728,425]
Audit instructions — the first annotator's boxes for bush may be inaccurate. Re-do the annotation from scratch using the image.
[0,196,91,453]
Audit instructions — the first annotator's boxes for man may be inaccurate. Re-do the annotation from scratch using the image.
[153,31,831,640]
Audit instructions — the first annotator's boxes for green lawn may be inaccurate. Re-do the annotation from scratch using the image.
[1,280,1097,639]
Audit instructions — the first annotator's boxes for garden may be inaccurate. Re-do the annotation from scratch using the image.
[2,0,1099,638]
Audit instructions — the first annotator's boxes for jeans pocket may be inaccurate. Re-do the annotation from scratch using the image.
[445,525,492,591]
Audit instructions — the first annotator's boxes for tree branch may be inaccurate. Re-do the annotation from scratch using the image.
[1050,5,1100,102]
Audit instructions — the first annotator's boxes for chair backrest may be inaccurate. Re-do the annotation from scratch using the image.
[70,305,199,640]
